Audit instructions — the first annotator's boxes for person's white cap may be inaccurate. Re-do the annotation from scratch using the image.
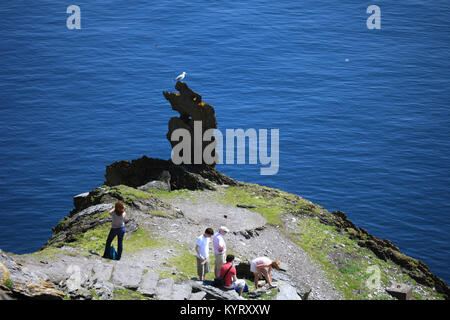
[219,226,230,233]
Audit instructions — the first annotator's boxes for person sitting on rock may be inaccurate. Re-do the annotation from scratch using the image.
[195,228,214,281]
[220,254,246,296]
[102,201,129,260]
[250,256,280,289]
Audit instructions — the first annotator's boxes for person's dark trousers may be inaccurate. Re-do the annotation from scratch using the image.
[103,227,126,260]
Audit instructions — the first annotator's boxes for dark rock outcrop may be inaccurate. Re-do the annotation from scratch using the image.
[104,156,239,191]
[163,81,218,166]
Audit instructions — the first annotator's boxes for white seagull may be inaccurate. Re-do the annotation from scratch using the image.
[174,72,186,81]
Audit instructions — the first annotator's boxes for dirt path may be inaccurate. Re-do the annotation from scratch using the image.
[146,187,342,300]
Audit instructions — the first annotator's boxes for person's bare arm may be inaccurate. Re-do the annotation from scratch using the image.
[196,245,205,261]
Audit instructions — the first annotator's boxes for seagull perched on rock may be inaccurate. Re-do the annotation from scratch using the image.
[174,72,186,81]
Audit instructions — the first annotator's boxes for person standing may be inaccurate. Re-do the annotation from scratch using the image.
[195,228,214,281]
[103,201,129,260]
[220,255,246,296]
[213,226,229,278]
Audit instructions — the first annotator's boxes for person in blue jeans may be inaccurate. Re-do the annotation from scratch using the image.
[103,201,129,260]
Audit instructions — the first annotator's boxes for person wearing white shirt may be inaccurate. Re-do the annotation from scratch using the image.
[213,226,229,278]
[195,228,214,280]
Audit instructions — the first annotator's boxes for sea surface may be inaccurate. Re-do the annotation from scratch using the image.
[0,1,449,283]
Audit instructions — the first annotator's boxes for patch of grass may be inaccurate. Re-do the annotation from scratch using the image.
[164,246,216,281]
[107,185,153,204]
[286,216,445,300]
[241,279,278,300]
[146,188,192,200]
[146,210,177,219]
[287,217,393,300]
[4,278,13,289]
[214,185,294,225]
[30,246,67,261]
[90,289,100,300]
[338,263,360,275]
[113,288,148,300]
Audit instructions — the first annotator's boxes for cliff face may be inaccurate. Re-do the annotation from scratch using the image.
[0,159,448,300]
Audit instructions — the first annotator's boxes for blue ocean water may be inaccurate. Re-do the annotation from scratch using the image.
[0,1,449,283]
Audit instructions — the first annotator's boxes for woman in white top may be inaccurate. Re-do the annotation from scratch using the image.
[102,201,129,260]
[250,256,281,289]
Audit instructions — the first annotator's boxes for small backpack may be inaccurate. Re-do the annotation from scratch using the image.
[213,264,233,287]
[110,246,117,260]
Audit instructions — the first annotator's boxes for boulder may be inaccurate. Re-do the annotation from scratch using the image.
[91,262,113,283]
[91,281,114,300]
[275,281,302,300]
[111,262,144,290]
[190,281,244,300]
[155,278,174,300]
[105,156,237,191]
[189,291,207,300]
[386,282,413,300]
[171,282,192,300]
[0,249,65,300]
[73,192,90,212]
[138,272,159,297]
[138,180,171,192]
[235,261,253,280]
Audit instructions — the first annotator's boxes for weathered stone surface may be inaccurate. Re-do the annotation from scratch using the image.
[171,282,192,300]
[279,262,289,272]
[92,281,114,300]
[138,180,171,192]
[138,272,159,297]
[66,287,93,300]
[190,281,244,300]
[189,291,206,300]
[386,282,413,300]
[155,278,174,300]
[0,249,65,300]
[247,288,270,299]
[92,262,113,283]
[111,263,144,290]
[275,281,302,300]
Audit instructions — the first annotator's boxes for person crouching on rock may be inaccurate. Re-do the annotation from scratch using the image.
[250,256,280,289]
[102,201,129,260]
